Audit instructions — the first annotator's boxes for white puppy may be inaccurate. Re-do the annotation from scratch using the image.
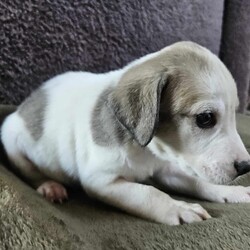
[1,41,250,225]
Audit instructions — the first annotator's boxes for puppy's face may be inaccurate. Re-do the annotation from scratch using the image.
[109,41,250,184]
[154,51,249,184]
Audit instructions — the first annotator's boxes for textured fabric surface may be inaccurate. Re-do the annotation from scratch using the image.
[0,0,224,105]
[0,105,250,249]
[237,113,250,152]
[220,0,250,112]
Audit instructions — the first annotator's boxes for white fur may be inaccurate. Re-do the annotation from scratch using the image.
[1,41,250,225]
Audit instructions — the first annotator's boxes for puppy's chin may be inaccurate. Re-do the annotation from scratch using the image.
[191,165,237,185]
[203,175,236,185]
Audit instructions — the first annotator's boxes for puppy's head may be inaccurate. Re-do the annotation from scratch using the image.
[109,41,250,184]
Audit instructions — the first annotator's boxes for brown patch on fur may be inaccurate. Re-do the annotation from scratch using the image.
[108,42,216,146]
[161,72,210,116]
[18,88,47,141]
[91,87,130,146]
[108,73,167,146]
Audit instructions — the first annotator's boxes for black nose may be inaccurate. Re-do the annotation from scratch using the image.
[234,161,250,176]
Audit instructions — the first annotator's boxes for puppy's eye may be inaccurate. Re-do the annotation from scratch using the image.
[196,112,216,129]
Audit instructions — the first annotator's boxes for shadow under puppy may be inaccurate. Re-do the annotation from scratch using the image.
[1,41,250,225]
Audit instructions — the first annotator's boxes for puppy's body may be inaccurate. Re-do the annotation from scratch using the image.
[1,64,161,184]
[2,41,250,225]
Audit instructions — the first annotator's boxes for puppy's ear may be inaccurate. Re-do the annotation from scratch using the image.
[107,72,167,146]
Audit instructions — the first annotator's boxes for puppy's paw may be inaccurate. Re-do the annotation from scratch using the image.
[37,180,68,203]
[164,201,211,225]
[214,185,250,203]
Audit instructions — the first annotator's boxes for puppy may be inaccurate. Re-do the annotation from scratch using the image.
[1,41,250,225]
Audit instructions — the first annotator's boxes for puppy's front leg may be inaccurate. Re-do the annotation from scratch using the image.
[82,173,210,225]
[155,170,250,203]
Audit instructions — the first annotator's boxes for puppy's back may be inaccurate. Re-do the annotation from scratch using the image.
[1,71,120,183]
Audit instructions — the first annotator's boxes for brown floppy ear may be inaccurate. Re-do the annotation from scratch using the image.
[107,72,167,147]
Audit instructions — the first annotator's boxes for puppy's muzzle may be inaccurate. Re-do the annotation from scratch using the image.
[234,161,250,176]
